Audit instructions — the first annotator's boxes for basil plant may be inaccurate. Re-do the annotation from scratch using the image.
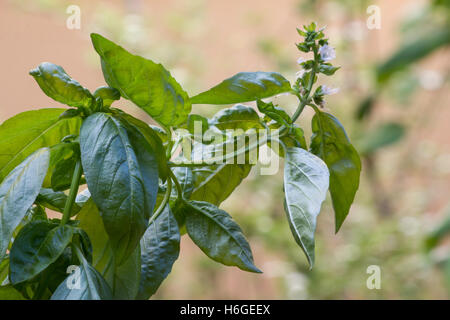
[0,23,360,300]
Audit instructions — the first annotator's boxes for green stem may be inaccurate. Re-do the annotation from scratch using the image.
[292,46,318,123]
[169,169,184,201]
[61,160,82,225]
[148,177,172,226]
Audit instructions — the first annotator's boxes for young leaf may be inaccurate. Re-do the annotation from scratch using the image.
[93,86,120,107]
[310,111,361,232]
[210,104,263,130]
[257,99,292,126]
[0,109,81,182]
[9,221,74,284]
[51,248,112,300]
[137,205,180,300]
[79,113,158,265]
[185,200,261,273]
[190,72,291,105]
[90,33,191,127]
[29,62,94,108]
[284,147,329,267]
[0,148,50,262]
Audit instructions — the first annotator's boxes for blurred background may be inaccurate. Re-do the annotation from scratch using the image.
[0,0,449,299]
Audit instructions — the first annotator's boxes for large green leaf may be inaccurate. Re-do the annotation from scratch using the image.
[9,220,74,284]
[377,29,450,83]
[91,33,191,127]
[115,112,168,179]
[0,148,50,262]
[79,113,158,265]
[51,248,112,300]
[310,112,361,232]
[77,197,141,299]
[0,109,81,182]
[185,200,261,273]
[190,164,252,205]
[76,199,114,283]
[284,147,329,267]
[137,205,180,300]
[29,62,94,108]
[190,72,291,105]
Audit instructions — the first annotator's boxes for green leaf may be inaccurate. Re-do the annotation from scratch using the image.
[185,200,261,273]
[91,33,191,127]
[284,147,329,267]
[76,198,114,283]
[137,205,180,300]
[191,72,291,105]
[0,109,81,182]
[377,30,450,83]
[115,113,168,180]
[113,246,141,300]
[210,104,263,131]
[9,220,74,284]
[187,114,210,138]
[0,148,50,262]
[257,99,292,126]
[76,197,140,299]
[51,247,112,300]
[310,112,361,232]
[0,285,26,300]
[93,86,120,107]
[36,188,81,216]
[80,113,158,265]
[48,142,80,191]
[358,122,405,155]
[29,62,94,108]
[191,164,252,205]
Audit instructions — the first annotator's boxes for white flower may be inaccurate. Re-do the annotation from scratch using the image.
[297,57,305,65]
[319,44,336,61]
[321,85,339,95]
[295,69,305,80]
